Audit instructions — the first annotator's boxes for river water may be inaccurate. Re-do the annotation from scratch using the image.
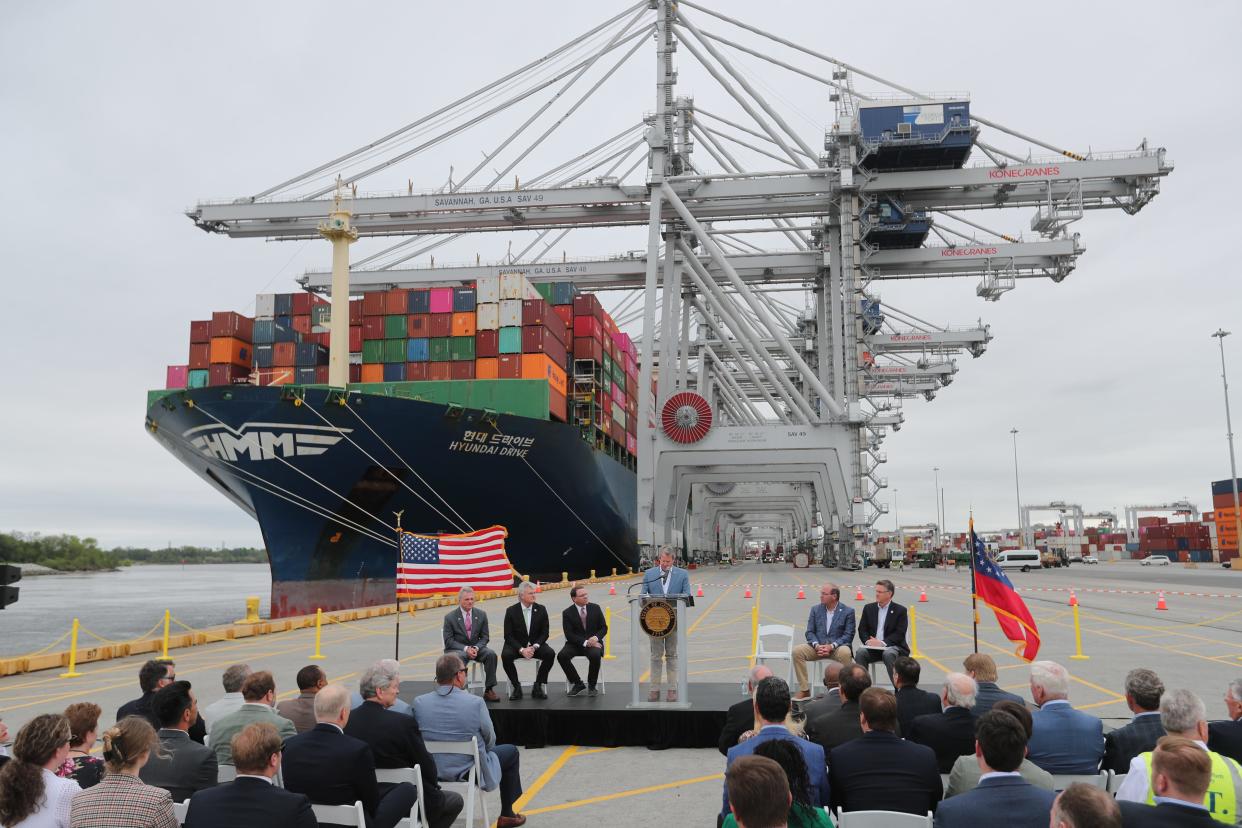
[0,564,272,658]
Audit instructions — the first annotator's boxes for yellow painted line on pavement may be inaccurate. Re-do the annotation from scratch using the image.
[523,772,724,816]
[511,745,577,813]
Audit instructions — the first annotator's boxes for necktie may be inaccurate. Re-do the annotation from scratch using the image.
[464,611,472,638]
[579,606,587,627]
[661,572,668,591]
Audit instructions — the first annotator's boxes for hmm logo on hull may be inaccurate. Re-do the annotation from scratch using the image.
[183,422,352,462]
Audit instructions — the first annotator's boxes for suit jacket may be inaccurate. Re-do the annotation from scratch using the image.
[210,703,297,765]
[641,565,693,604]
[856,601,909,654]
[184,776,316,828]
[139,729,218,803]
[69,771,178,828]
[1118,799,1218,827]
[344,699,444,798]
[1102,712,1165,773]
[276,692,319,734]
[802,689,841,724]
[719,697,755,756]
[1208,718,1242,765]
[722,726,829,815]
[413,685,502,791]
[972,681,1025,717]
[909,706,978,774]
[803,602,856,649]
[560,602,608,646]
[201,693,244,735]
[945,755,1053,797]
[503,601,550,649]
[806,698,864,753]
[443,606,491,652]
[932,775,1055,828]
[829,730,942,815]
[897,685,942,737]
[282,723,382,819]
[1027,701,1105,774]
[118,693,207,744]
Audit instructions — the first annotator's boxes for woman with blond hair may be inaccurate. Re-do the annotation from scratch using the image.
[59,705,104,790]
[68,717,175,828]
[0,713,80,828]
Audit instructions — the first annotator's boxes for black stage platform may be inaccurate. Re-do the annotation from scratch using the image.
[399,681,735,749]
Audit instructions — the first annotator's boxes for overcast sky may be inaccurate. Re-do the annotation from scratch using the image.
[2,1,1239,549]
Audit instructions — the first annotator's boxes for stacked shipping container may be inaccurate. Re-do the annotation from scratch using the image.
[1208,478,1241,562]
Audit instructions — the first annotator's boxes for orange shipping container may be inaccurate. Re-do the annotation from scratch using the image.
[475,357,499,379]
[209,337,252,368]
[360,364,385,383]
[521,353,567,396]
[451,312,477,338]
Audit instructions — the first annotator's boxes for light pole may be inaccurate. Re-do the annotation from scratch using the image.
[933,466,941,547]
[893,488,899,532]
[1011,428,1023,545]
[1212,329,1242,563]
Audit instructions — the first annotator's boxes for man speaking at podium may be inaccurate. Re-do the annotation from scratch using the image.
[642,547,692,702]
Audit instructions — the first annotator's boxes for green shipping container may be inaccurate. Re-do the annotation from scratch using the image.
[188,369,209,388]
[613,369,626,391]
[535,283,554,302]
[383,339,406,363]
[362,340,385,363]
[312,304,332,326]
[385,315,407,339]
[349,379,551,420]
[499,326,523,354]
[430,337,453,362]
[602,353,613,375]
[450,336,475,361]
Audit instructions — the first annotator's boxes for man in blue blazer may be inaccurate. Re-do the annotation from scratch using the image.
[934,709,1055,828]
[791,582,855,700]
[721,677,829,819]
[1026,661,1105,775]
[641,547,693,702]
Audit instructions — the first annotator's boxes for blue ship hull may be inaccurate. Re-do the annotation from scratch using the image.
[145,385,638,617]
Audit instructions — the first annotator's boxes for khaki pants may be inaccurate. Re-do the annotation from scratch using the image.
[791,643,853,693]
[649,634,678,692]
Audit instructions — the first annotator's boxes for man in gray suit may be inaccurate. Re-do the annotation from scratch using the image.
[443,587,500,702]
[209,671,297,765]
[140,680,217,802]
[414,654,527,828]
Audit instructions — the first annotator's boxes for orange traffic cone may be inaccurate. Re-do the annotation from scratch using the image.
[1069,590,1078,607]
[1156,591,1168,611]
[535,581,541,593]
[744,585,753,598]
[696,584,704,598]
[796,586,806,600]
[608,582,616,596]
[855,585,865,601]
[918,586,928,603]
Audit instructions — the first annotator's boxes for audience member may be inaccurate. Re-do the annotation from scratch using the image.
[201,664,250,736]
[893,656,941,736]
[1102,667,1166,773]
[726,755,791,828]
[501,581,555,700]
[854,579,909,684]
[283,684,412,828]
[828,687,941,815]
[945,700,1053,797]
[139,680,217,803]
[1207,678,1242,764]
[723,739,831,828]
[1114,688,1242,820]
[183,723,315,828]
[1118,735,1220,827]
[69,716,177,828]
[208,671,296,766]
[117,659,206,744]
[800,662,844,724]
[932,709,1055,828]
[350,659,412,716]
[722,677,829,819]
[556,586,608,698]
[1026,661,1104,774]
[909,673,979,773]
[345,661,463,828]
[414,654,526,827]
[443,586,500,702]
[791,583,855,700]
[1050,782,1120,828]
[277,665,327,734]
[0,714,79,828]
[962,653,1023,716]
[62,703,105,789]
[720,665,773,756]
[805,663,870,751]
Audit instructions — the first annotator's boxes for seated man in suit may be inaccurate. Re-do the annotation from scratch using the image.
[933,709,1056,828]
[1102,667,1166,774]
[894,656,942,737]
[184,722,315,828]
[414,654,526,828]
[791,583,855,701]
[350,660,412,716]
[963,653,1024,717]
[209,671,298,766]
[118,658,207,744]
[829,687,942,815]
[283,683,414,828]
[345,661,463,828]
[556,586,608,697]
[721,676,829,819]
[1026,660,1105,775]
[946,700,1053,797]
[277,665,327,734]
[1117,736,1222,827]
[1207,678,1242,764]
[726,756,790,828]
[719,664,773,756]
[799,661,843,725]
[501,581,555,701]
[909,672,980,774]
[854,579,909,684]
[202,663,250,738]
[140,680,217,803]
[641,547,693,702]
[1049,782,1120,828]
[443,586,500,702]
[805,662,870,753]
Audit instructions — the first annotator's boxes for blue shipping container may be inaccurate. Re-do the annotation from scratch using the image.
[406,338,430,362]
[296,367,318,385]
[452,288,477,312]
[274,294,294,316]
[295,342,327,368]
[408,290,431,314]
[254,344,274,369]
[383,363,406,382]
[551,282,577,306]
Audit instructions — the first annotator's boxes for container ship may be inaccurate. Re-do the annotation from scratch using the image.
[146,274,641,617]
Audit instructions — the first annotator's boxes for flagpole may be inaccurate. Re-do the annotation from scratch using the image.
[394,510,404,662]
[969,513,979,654]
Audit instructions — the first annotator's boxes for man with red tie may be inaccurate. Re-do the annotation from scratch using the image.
[557,586,608,697]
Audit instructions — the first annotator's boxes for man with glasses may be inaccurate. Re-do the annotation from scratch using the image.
[854,579,909,685]
[117,658,207,743]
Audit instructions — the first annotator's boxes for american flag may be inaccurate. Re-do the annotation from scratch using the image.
[971,517,1041,661]
[396,525,514,598]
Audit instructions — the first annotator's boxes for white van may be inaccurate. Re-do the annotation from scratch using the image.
[994,549,1042,572]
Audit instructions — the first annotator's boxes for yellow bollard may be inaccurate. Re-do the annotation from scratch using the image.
[1070,601,1089,660]
[909,605,923,658]
[603,607,616,660]
[750,605,759,662]
[611,568,617,578]
[236,596,262,625]
[562,571,568,584]
[310,608,325,660]
[60,618,83,678]
[590,569,596,580]
[160,609,171,659]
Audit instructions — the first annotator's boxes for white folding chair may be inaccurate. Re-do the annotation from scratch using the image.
[173,801,189,825]
[1051,771,1110,791]
[310,801,367,826]
[506,657,541,697]
[939,773,951,792]
[464,660,486,694]
[426,737,488,828]
[836,809,932,827]
[1108,772,1127,793]
[377,766,426,828]
[561,655,607,694]
[217,764,236,783]
[753,624,795,685]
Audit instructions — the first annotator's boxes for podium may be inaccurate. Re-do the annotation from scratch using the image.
[627,592,691,709]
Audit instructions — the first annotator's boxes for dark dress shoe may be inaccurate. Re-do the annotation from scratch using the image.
[497,815,527,827]
[483,688,501,702]
[567,681,587,696]
[531,683,547,700]
[587,686,599,697]
[508,687,523,701]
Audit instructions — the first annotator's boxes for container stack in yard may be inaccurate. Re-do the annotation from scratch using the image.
[1207,478,1241,563]
[1135,516,1216,563]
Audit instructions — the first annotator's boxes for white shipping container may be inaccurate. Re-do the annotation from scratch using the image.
[500,272,528,300]
[522,280,542,300]
[255,293,277,319]
[477,276,500,304]
[499,299,523,328]
[476,303,500,330]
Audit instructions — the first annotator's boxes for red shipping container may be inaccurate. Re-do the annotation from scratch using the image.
[166,365,188,389]
[308,332,331,348]
[522,299,551,327]
[272,342,297,367]
[626,433,637,455]
[476,330,499,358]
[574,316,604,341]
[349,326,363,352]
[362,316,386,340]
[349,299,363,325]
[406,362,429,381]
[210,311,253,343]
[189,320,211,344]
[573,337,603,363]
[429,314,453,338]
[315,366,329,384]
[349,364,362,384]
[384,289,409,315]
[209,364,250,386]
[450,361,475,380]
[549,387,567,422]
[362,292,385,316]
[188,343,210,370]
[428,362,452,381]
[498,354,522,379]
[291,315,312,335]
[522,327,568,365]
[573,293,601,318]
[406,314,431,337]
[551,305,573,328]
[292,292,313,315]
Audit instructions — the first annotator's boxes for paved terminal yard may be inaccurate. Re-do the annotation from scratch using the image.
[1,559,1240,825]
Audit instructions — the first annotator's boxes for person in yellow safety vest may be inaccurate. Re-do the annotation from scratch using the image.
[1114,688,1242,824]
